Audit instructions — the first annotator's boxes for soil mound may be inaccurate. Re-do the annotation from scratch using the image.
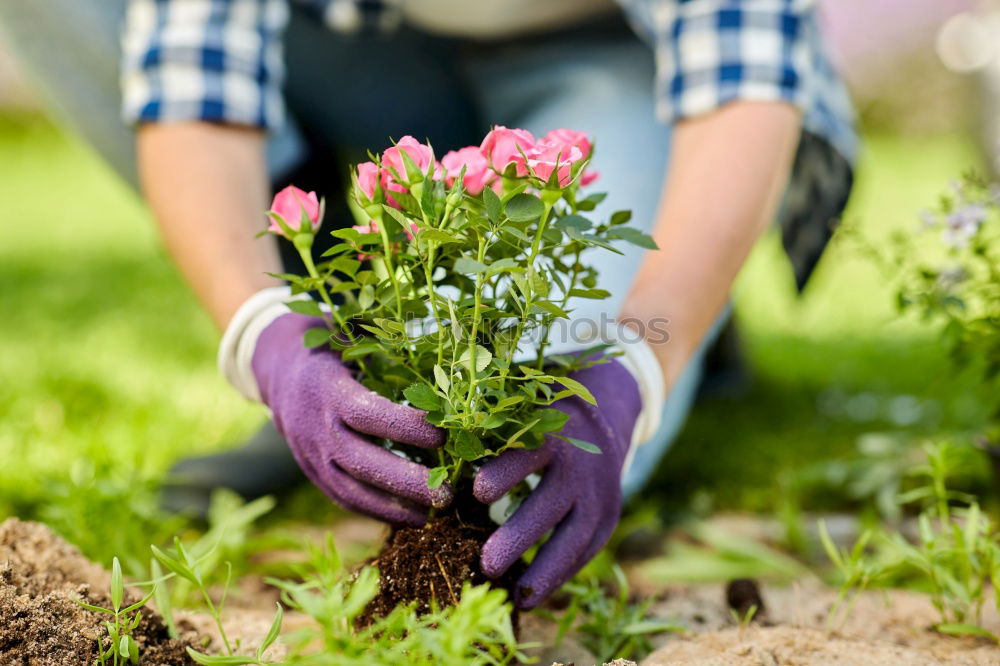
[0,518,193,665]
[362,515,493,621]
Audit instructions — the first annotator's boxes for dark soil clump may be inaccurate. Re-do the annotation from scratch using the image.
[0,518,194,666]
[725,578,765,619]
[361,512,521,625]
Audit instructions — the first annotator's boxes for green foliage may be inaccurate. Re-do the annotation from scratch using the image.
[819,441,1000,641]
[74,556,155,666]
[151,536,283,664]
[544,563,682,663]
[280,141,657,492]
[891,173,1000,424]
[267,534,527,665]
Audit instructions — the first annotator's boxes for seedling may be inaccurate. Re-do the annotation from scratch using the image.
[151,537,284,664]
[547,563,683,662]
[818,442,1000,641]
[74,556,155,666]
[266,534,529,665]
[730,604,758,641]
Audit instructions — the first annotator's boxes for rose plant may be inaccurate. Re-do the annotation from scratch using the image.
[262,127,653,500]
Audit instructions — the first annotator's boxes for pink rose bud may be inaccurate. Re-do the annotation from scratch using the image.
[580,170,600,187]
[543,128,592,159]
[525,140,583,187]
[356,161,380,200]
[441,146,495,195]
[480,126,536,173]
[268,186,321,237]
[381,135,436,186]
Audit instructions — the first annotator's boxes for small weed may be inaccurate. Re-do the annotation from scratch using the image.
[546,563,683,663]
[729,603,758,641]
[74,557,154,666]
[151,537,283,664]
[818,441,1000,641]
[268,534,528,665]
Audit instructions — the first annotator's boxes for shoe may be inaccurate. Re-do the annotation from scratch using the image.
[161,422,305,519]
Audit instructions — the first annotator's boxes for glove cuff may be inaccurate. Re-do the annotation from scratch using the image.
[218,287,319,402]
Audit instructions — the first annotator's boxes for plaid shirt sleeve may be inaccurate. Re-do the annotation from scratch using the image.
[121,0,289,129]
[617,0,857,164]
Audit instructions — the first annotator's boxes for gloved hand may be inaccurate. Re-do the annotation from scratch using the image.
[252,312,451,526]
[473,357,641,608]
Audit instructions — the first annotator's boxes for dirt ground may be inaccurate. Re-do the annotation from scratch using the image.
[0,518,193,665]
[4,516,1000,665]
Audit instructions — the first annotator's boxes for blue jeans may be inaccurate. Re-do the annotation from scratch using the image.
[0,1,714,498]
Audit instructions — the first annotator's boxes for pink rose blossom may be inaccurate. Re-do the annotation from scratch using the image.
[356,161,380,200]
[542,128,592,160]
[268,186,321,237]
[525,140,583,187]
[381,135,436,186]
[441,146,494,195]
[580,170,600,187]
[480,126,535,173]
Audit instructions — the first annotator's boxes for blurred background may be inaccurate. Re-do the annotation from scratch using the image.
[1,0,998,553]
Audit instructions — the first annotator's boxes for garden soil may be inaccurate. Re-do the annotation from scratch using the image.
[0,518,194,665]
[360,512,523,625]
[638,580,1000,665]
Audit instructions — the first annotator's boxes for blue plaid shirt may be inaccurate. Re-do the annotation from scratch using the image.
[121,0,857,165]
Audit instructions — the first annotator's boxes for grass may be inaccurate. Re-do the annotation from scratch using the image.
[0,111,984,545]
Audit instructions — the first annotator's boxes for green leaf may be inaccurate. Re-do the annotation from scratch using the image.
[185,648,260,665]
[505,193,545,222]
[553,376,597,405]
[358,284,375,310]
[453,431,485,461]
[257,603,284,659]
[342,342,382,361]
[418,228,460,244]
[622,620,684,635]
[73,599,115,614]
[531,408,570,433]
[303,328,330,348]
[486,257,521,275]
[287,299,324,317]
[609,226,658,249]
[480,412,507,429]
[121,589,155,614]
[568,288,611,300]
[936,624,999,642]
[531,301,570,318]
[454,257,489,274]
[459,345,493,373]
[610,209,633,226]
[119,635,130,660]
[111,557,124,612]
[483,186,503,224]
[403,383,442,411]
[496,395,525,410]
[506,419,540,447]
[427,466,449,489]
[150,545,199,585]
[553,214,592,232]
[434,364,450,391]
[565,437,602,454]
[330,227,361,242]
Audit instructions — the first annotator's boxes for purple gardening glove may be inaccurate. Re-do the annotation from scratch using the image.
[252,312,451,526]
[474,357,641,608]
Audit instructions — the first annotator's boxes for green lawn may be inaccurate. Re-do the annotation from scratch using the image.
[0,112,984,559]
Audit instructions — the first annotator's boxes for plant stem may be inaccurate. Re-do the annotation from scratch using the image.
[295,238,355,343]
[464,234,486,414]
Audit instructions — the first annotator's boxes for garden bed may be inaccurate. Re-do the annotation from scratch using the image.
[4,516,999,665]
